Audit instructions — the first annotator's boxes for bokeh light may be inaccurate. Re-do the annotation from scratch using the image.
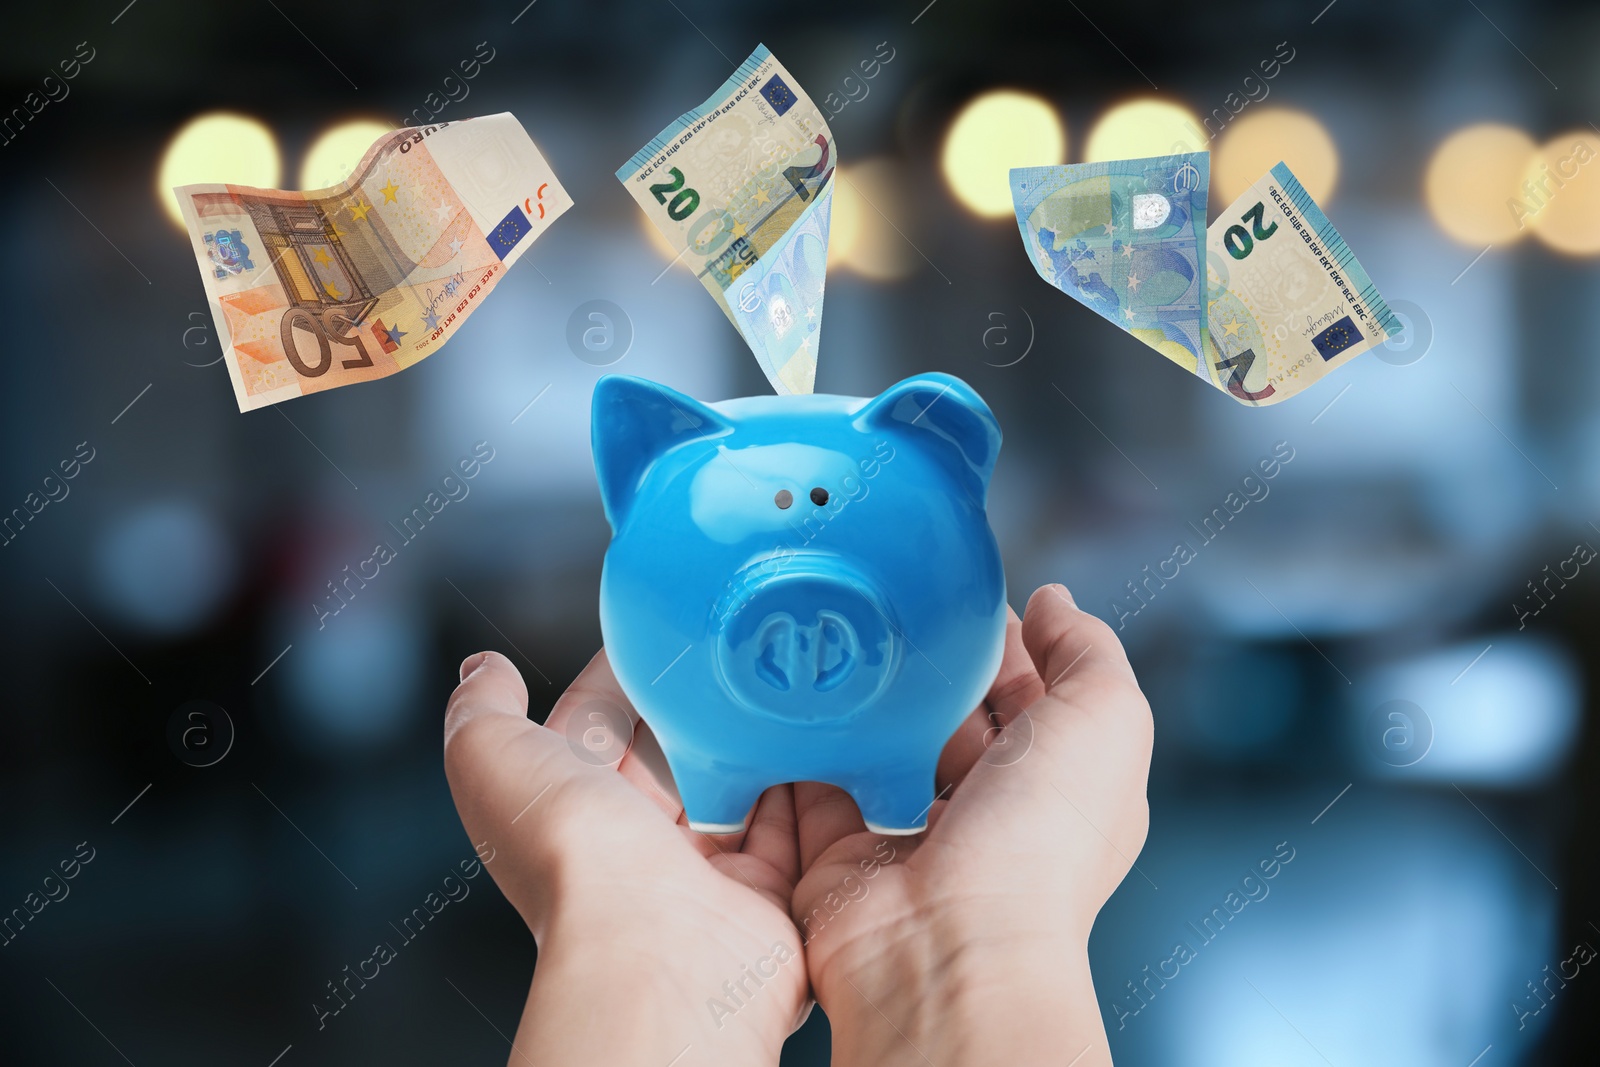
[941,90,1066,218]
[300,118,394,190]
[1084,98,1205,162]
[639,210,680,261]
[832,161,916,281]
[1214,107,1339,206]
[828,172,861,270]
[284,609,425,751]
[1423,122,1537,246]
[1524,129,1600,255]
[156,112,280,228]
[93,502,236,635]
[1357,635,1580,786]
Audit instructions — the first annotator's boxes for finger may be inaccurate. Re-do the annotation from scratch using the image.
[444,651,660,867]
[1018,584,1152,773]
[936,606,1046,790]
[615,720,686,823]
[543,647,635,737]
[443,651,579,921]
[793,781,866,872]
[740,784,800,888]
[545,650,684,823]
[444,651,546,824]
[1021,584,1137,695]
[989,604,1050,719]
[445,650,529,750]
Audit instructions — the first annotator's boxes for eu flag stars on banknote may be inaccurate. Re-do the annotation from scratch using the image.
[619,45,833,395]
[176,114,570,412]
[1011,153,1401,406]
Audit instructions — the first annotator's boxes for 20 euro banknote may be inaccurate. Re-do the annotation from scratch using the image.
[618,44,833,395]
[176,113,570,412]
[1011,153,1400,406]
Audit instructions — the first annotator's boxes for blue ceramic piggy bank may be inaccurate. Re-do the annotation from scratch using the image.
[592,372,1006,834]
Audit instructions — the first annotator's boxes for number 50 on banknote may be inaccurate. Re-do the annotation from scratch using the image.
[176,114,570,412]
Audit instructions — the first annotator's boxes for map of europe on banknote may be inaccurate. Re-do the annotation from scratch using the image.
[1011,153,1401,406]
[176,114,570,412]
[619,45,833,395]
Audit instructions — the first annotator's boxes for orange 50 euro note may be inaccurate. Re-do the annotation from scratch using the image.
[175,113,570,412]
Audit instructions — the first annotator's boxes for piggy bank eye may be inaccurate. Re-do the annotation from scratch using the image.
[810,487,829,506]
[774,490,793,509]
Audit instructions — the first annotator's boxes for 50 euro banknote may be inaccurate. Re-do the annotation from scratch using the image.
[1011,153,1400,406]
[618,44,834,395]
[176,113,570,412]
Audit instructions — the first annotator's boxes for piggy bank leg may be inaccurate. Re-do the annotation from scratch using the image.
[670,758,767,835]
[848,757,940,836]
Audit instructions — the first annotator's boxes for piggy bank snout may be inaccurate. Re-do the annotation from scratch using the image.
[716,567,897,724]
[747,607,863,694]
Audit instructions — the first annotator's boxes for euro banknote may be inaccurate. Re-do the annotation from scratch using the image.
[1011,153,1400,406]
[618,44,833,395]
[176,113,570,412]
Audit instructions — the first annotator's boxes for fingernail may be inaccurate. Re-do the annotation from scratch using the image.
[1049,583,1076,606]
[459,652,490,682]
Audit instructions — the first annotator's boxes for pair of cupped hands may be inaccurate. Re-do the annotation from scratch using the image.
[443,585,1153,1067]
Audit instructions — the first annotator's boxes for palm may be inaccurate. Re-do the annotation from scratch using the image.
[790,598,1152,1001]
[490,650,810,1046]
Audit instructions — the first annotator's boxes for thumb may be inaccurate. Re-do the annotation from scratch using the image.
[443,651,592,926]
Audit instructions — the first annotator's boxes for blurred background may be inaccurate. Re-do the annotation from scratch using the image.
[2,0,1597,1063]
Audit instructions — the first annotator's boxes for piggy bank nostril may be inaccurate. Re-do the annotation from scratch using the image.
[813,610,861,693]
[755,642,791,691]
[774,489,793,509]
[810,486,829,506]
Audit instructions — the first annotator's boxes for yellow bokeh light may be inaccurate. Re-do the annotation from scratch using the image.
[941,90,1066,219]
[639,211,680,261]
[1523,130,1600,256]
[1084,99,1205,162]
[828,171,862,270]
[1423,123,1536,246]
[300,119,395,191]
[1215,108,1339,206]
[832,160,916,281]
[157,113,280,228]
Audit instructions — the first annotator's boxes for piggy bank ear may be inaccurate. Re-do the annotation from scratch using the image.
[591,375,731,529]
[856,373,1001,501]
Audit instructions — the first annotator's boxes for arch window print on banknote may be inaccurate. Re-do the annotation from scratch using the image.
[175,113,571,412]
[1011,151,1400,406]
[618,44,835,396]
